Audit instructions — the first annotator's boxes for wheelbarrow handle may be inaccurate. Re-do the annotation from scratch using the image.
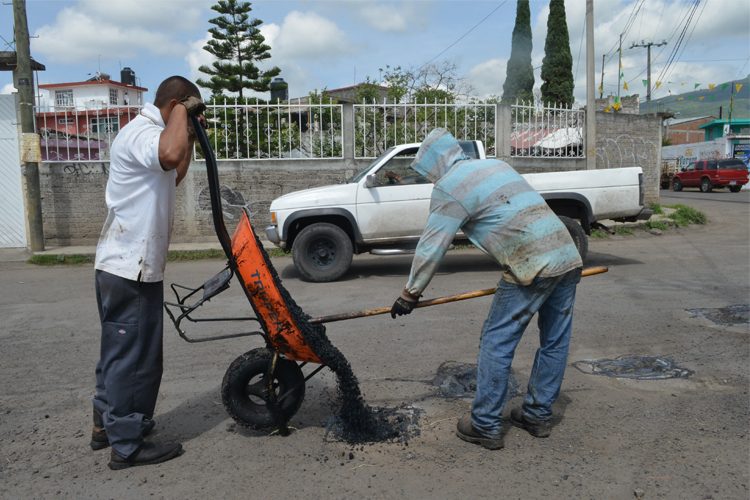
[309,265,608,324]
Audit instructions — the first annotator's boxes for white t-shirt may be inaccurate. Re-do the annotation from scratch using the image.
[95,103,177,282]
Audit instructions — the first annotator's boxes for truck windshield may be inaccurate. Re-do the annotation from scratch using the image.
[348,147,397,183]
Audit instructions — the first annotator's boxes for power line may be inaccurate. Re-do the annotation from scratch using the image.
[418,1,508,71]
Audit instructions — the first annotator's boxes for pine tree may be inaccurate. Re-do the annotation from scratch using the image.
[197,0,280,98]
[540,0,574,106]
[502,0,534,103]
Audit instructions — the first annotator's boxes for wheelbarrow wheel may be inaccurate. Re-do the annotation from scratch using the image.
[221,348,305,429]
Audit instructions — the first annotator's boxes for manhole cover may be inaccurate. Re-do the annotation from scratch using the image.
[573,355,692,380]
[686,304,749,327]
[432,361,521,398]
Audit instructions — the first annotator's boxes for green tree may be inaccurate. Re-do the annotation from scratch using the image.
[502,0,534,103]
[197,0,280,98]
[540,0,574,106]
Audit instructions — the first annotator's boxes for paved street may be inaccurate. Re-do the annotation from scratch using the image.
[1,191,748,499]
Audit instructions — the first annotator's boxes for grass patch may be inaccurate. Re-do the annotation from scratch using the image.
[590,229,610,239]
[649,203,664,215]
[666,204,707,227]
[29,246,289,266]
[28,254,94,266]
[167,249,226,261]
[613,226,634,236]
[645,220,670,231]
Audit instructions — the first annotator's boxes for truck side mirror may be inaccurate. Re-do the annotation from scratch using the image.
[365,174,377,188]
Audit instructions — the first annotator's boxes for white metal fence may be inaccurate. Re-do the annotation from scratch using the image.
[510,101,585,158]
[353,101,496,158]
[35,100,344,162]
[202,99,343,160]
[35,100,585,162]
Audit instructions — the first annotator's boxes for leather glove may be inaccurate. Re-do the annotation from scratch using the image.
[180,95,206,117]
[390,291,419,318]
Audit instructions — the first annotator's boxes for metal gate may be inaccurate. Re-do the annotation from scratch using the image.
[0,94,27,248]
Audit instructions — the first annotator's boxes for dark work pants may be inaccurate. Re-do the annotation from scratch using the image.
[94,270,164,458]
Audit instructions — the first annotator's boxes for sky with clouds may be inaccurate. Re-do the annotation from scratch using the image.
[1,0,748,105]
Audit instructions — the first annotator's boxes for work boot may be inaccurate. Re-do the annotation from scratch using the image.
[108,441,183,470]
[455,415,504,450]
[90,409,156,451]
[510,408,552,438]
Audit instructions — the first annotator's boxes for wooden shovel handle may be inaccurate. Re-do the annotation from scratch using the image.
[309,266,608,324]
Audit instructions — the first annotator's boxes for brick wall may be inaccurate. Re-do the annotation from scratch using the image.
[39,112,661,245]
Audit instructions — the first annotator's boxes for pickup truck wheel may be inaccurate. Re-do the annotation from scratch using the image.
[292,223,353,282]
[700,178,712,193]
[559,216,588,260]
[672,178,683,191]
[729,186,742,193]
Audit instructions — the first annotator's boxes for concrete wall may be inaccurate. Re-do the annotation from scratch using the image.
[39,111,662,246]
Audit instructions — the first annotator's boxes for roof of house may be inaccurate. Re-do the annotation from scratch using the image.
[39,78,147,92]
[699,118,750,129]
[664,115,715,126]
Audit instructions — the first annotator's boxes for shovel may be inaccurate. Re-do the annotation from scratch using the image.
[309,266,608,324]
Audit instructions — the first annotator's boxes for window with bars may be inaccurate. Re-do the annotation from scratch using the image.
[109,88,118,105]
[55,90,74,108]
[90,116,120,134]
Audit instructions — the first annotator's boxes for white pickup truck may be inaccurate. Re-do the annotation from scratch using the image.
[266,141,652,282]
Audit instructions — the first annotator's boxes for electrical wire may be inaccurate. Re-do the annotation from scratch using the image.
[418,1,508,71]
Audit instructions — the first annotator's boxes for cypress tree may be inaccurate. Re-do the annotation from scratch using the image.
[502,0,534,103]
[197,0,280,98]
[540,0,574,106]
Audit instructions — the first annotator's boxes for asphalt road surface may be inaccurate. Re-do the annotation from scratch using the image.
[1,190,748,499]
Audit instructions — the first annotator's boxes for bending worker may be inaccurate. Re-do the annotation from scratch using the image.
[91,76,205,469]
[390,128,583,450]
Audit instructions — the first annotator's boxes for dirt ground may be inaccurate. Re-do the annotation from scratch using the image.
[1,192,748,499]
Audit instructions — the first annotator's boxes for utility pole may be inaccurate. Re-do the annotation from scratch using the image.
[599,54,605,99]
[12,0,44,251]
[585,0,596,169]
[617,33,622,102]
[630,40,667,101]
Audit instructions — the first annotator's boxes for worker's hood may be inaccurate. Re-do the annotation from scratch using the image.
[410,128,469,183]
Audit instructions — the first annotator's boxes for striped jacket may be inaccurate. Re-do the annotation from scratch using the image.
[404,128,582,296]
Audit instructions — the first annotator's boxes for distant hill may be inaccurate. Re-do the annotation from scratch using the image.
[639,75,749,118]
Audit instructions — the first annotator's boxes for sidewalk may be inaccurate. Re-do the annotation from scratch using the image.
[1,214,665,264]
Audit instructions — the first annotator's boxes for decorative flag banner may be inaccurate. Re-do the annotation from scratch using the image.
[677,97,684,101]
[698,96,705,101]
[694,83,700,89]
[655,81,662,89]
[623,81,629,91]
[736,83,744,93]
[720,83,729,90]
[708,83,716,90]
[642,79,648,87]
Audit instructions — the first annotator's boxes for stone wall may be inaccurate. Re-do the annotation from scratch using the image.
[595,111,662,204]
[39,111,662,245]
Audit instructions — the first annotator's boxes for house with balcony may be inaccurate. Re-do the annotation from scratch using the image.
[35,68,147,160]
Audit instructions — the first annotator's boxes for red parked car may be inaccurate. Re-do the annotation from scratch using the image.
[672,158,749,192]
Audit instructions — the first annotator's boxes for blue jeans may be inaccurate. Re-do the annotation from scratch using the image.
[471,268,581,436]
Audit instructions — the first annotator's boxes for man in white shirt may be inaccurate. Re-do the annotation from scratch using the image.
[91,76,205,470]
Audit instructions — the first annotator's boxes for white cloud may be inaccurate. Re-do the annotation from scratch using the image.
[358,4,408,32]
[30,2,203,64]
[78,0,204,30]
[269,11,353,60]
[1,83,16,94]
[468,58,507,99]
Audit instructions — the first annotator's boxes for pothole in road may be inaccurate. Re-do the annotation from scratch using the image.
[432,361,521,398]
[686,304,749,328]
[573,355,693,380]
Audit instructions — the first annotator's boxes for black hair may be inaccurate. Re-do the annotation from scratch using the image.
[153,76,200,107]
